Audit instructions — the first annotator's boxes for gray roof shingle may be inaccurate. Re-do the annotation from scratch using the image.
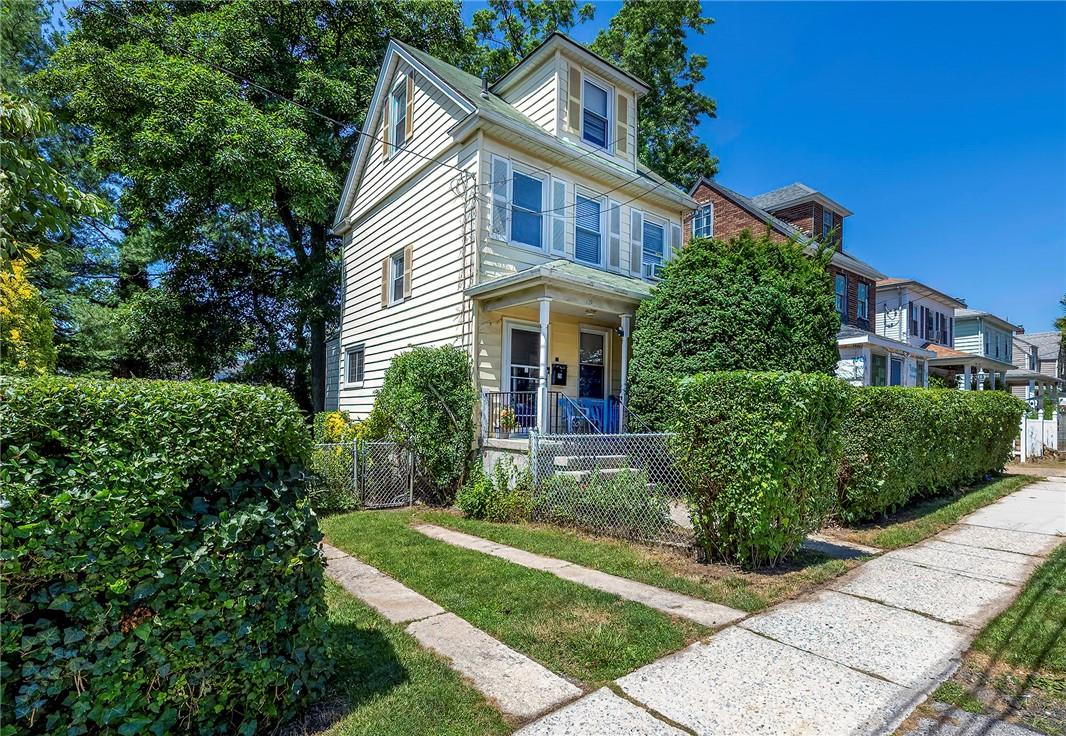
[1023,331,1062,360]
[750,183,818,210]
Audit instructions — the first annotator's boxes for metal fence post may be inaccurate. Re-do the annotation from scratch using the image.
[529,430,539,485]
[352,438,360,503]
[408,449,415,506]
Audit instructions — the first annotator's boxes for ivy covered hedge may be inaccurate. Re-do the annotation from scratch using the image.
[838,387,1025,522]
[1,377,331,735]
[671,372,849,567]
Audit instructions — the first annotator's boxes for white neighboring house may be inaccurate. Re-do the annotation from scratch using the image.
[331,33,696,436]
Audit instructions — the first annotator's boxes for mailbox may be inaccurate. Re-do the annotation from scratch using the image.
[551,363,568,386]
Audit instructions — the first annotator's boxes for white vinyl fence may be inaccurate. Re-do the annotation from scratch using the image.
[1017,414,1061,462]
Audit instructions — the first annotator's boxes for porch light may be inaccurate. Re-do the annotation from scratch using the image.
[584,308,597,316]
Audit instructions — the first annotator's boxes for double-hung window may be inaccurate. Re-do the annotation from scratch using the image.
[575,193,602,265]
[834,274,847,316]
[511,168,545,249]
[642,219,665,279]
[856,282,869,320]
[693,204,713,238]
[390,250,405,304]
[909,303,919,336]
[345,344,365,384]
[390,81,407,152]
[582,79,610,149]
[822,210,835,240]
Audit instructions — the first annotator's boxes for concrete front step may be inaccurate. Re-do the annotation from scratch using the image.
[555,466,643,480]
[553,454,630,469]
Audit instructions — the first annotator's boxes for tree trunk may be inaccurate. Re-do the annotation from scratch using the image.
[308,224,328,413]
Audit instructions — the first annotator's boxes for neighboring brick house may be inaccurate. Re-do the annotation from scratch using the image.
[686,178,932,386]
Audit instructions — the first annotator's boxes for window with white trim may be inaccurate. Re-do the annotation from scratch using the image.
[642,219,665,279]
[390,80,407,152]
[345,344,365,384]
[574,193,602,265]
[510,168,545,249]
[834,274,847,315]
[582,79,610,149]
[693,204,713,238]
[856,282,869,320]
[390,250,405,304]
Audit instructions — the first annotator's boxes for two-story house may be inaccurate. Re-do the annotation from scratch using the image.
[331,34,696,435]
[685,178,932,386]
[1010,332,1063,407]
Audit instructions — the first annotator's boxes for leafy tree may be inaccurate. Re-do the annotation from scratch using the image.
[39,0,468,409]
[627,232,840,429]
[1055,293,1066,335]
[465,0,595,80]
[591,0,718,188]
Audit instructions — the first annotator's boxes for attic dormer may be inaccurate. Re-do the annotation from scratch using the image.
[750,182,853,250]
[491,33,647,172]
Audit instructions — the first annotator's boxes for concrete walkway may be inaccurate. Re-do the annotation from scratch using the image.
[322,543,581,720]
[516,476,1065,735]
[413,523,745,628]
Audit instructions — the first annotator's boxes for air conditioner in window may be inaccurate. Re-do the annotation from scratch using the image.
[642,262,664,280]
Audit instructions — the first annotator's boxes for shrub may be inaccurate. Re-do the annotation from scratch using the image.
[838,387,1025,522]
[308,411,364,513]
[365,345,476,504]
[533,468,671,540]
[1,377,331,735]
[628,232,840,428]
[313,409,363,443]
[671,372,849,567]
[456,457,533,522]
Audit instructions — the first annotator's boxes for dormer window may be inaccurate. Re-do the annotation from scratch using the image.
[582,79,610,149]
[390,79,408,151]
[822,209,835,239]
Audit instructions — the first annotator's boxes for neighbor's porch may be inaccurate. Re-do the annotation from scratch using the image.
[467,261,652,439]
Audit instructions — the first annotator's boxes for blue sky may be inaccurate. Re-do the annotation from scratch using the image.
[466,1,1066,332]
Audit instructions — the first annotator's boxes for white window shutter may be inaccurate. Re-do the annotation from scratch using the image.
[670,223,682,257]
[608,199,621,269]
[629,209,643,275]
[491,155,511,240]
[551,178,567,254]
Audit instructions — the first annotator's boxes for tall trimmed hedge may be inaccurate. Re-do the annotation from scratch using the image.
[628,232,840,429]
[1,377,331,735]
[838,388,1025,522]
[671,372,849,567]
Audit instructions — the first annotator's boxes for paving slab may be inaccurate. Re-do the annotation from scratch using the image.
[884,540,1038,585]
[803,532,880,559]
[901,702,1044,736]
[405,612,581,720]
[325,553,445,624]
[616,627,917,736]
[319,542,349,560]
[740,590,969,689]
[962,487,1066,536]
[513,687,686,736]
[415,524,744,628]
[936,524,1062,557]
[832,556,1015,626]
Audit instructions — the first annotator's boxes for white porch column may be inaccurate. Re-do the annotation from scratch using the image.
[862,347,872,385]
[536,297,551,433]
[962,364,972,391]
[619,313,632,430]
[978,367,986,390]
[1028,378,1036,403]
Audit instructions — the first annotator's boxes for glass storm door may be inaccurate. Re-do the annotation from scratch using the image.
[579,330,606,400]
[508,326,540,394]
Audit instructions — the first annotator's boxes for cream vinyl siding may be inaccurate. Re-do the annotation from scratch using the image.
[876,288,958,350]
[477,135,680,283]
[501,60,558,135]
[347,60,469,222]
[337,137,478,417]
[557,54,637,171]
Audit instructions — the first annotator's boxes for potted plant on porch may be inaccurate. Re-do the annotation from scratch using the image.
[496,406,518,439]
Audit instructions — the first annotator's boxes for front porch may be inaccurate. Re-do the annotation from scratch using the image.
[467,260,652,439]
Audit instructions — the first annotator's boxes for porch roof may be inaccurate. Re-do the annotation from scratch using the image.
[1005,368,1063,387]
[466,260,652,310]
[836,325,935,358]
[925,343,1015,372]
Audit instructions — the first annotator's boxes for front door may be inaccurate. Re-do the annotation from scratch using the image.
[579,329,606,400]
[890,357,903,386]
[507,325,540,430]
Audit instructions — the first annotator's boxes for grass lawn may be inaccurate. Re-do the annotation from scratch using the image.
[320,510,705,686]
[284,581,510,736]
[931,543,1066,735]
[831,474,1036,551]
[411,509,859,613]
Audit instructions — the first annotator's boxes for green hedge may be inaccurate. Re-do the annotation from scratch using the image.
[1,377,331,735]
[670,372,849,567]
[838,387,1025,522]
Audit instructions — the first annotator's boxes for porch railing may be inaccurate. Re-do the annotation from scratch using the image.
[484,392,656,437]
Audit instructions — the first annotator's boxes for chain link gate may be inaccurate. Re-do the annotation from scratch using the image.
[309,440,414,509]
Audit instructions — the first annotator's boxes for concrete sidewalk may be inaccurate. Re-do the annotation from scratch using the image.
[517,477,1066,735]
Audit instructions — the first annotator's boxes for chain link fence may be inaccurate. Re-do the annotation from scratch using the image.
[528,432,693,546]
[307,440,413,511]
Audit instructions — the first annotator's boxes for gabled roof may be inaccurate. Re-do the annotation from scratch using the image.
[688,177,884,281]
[954,308,1021,333]
[750,182,853,217]
[491,32,650,96]
[333,39,692,233]
[876,278,967,309]
[1023,331,1062,360]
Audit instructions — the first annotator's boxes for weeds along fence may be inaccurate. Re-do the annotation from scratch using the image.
[527,431,693,546]
[307,440,413,511]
